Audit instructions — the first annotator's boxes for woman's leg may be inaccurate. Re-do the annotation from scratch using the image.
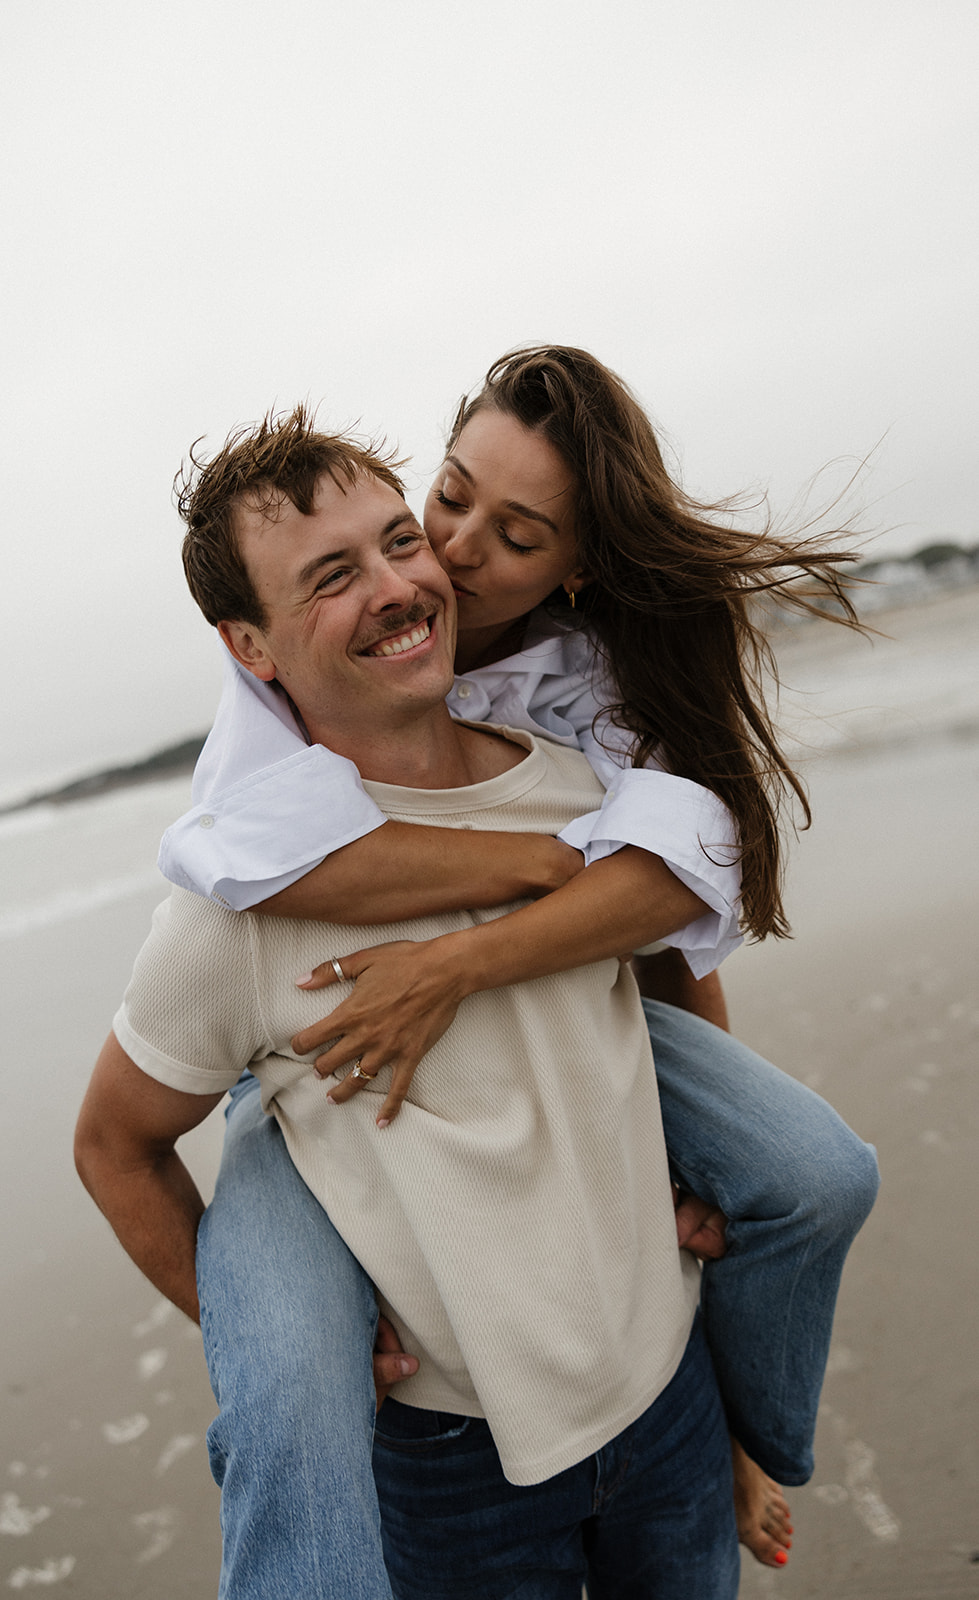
[643,999,880,1485]
[196,1073,394,1600]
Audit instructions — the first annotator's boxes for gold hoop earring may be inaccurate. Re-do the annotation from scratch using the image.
[566,587,576,609]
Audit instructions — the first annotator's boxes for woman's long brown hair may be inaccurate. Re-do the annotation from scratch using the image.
[449,346,864,941]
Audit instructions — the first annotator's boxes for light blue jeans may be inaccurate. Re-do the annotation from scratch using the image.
[195,1004,879,1599]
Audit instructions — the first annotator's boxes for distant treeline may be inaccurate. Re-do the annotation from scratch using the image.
[765,539,979,628]
[857,540,979,579]
[850,539,979,615]
[1,735,207,817]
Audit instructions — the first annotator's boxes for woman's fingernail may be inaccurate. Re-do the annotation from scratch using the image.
[376,1117,391,1130]
[326,1094,337,1105]
[295,972,314,987]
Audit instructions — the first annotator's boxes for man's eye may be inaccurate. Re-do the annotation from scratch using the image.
[315,569,348,590]
[391,532,422,551]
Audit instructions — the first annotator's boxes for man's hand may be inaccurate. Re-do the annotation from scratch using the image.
[373,1314,419,1411]
[673,1185,729,1261]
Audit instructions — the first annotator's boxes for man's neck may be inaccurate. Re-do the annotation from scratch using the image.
[304,704,526,790]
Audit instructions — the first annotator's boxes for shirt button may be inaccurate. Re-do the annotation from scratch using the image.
[456,683,472,700]
[199,814,215,829]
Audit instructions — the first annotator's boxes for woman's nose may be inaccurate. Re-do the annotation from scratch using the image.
[443,518,482,568]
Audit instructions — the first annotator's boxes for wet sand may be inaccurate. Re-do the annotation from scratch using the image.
[730,732,979,1597]
[2,590,977,1596]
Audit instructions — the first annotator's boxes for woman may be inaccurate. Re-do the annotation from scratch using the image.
[168,348,878,1588]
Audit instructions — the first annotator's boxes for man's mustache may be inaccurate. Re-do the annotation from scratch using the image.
[356,600,439,655]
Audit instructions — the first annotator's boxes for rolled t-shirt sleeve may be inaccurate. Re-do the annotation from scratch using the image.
[113,890,269,1095]
[558,767,743,978]
[157,746,387,910]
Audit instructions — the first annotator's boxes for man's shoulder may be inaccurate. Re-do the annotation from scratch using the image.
[166,883,246,933]
[132,886,252,981]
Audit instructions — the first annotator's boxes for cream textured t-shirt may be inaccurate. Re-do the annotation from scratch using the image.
[116,729,700,1486]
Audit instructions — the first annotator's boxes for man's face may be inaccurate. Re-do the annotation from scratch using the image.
[220,473,457,744]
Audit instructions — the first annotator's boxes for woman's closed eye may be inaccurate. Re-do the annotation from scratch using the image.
[434,489,466,512]
[497,527,536,555]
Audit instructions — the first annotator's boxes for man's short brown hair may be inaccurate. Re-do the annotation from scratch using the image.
[176,405,407,628]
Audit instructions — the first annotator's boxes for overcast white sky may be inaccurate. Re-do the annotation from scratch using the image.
[3,0,977,803]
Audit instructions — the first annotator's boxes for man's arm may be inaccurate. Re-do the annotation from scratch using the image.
[629,947,731,1258]
[74,1033,422,1398]
[631,947,731,1031]
[74,1033,225,1322]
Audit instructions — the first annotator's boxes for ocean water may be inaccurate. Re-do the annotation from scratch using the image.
[770,585,979,759]
[0,777,191,945]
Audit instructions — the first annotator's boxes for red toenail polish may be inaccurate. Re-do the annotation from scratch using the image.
[775,1550,789,1566]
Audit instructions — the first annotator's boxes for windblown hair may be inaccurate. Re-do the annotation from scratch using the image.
[175,405,406,628]
[450,346,864,941]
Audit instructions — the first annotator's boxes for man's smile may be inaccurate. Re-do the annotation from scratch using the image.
[366,619,432,658]
[356,603,442,661]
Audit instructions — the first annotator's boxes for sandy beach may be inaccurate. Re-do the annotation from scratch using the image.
[2,587,977,1597]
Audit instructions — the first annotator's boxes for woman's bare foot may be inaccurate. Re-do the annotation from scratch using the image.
[731,1438,793,1567]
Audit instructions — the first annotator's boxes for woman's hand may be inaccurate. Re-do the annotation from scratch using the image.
[292,938,470,1127]
[291,848,708,1127]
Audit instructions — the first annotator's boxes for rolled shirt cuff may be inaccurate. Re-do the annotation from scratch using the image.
[157,746,387,910]
[558,768,743,978]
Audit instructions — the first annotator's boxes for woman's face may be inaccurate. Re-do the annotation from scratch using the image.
[424,408,587,645]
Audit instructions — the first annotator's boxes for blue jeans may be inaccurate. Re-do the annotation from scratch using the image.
[643,1000,879,1482]
[372,1317,739,1600]
[196,1074,394,1600]
[195,1006,878,1595]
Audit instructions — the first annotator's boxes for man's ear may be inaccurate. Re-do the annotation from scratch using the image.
[218,619,277,682]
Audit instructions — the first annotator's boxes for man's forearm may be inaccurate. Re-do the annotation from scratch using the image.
[632,948,731,1030]
[76,1143,206,1322]
[75,1035,224,1323]
[256,820,583,921]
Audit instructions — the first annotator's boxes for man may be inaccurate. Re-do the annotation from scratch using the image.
[75,412,739,1598]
